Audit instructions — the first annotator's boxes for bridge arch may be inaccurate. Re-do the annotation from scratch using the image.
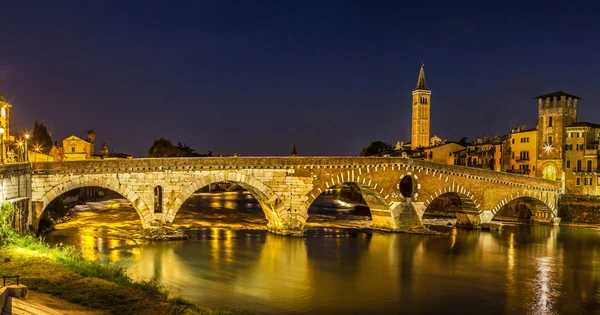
[423,184,481,210]
[166,171,287,227]
[299,172,394,230]
[36,176,152,229]
[490,192,556,219]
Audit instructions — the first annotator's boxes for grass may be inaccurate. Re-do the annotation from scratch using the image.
[0,203,254,315]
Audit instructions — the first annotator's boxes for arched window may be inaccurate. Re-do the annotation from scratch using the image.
[154,186,163,213]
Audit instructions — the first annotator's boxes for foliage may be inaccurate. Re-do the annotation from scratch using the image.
[360,141,394,156]
[30,120,53,154]
[0,202,16,227]
[148,138,212,158]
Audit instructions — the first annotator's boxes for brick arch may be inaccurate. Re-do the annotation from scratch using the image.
[166,170,287,226]
[490,192,556,218]
[423,183,481,210]
[36,176,152,229]
[299,171,390,215]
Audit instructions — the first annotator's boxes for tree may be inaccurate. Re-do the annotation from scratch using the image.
[30,120,53,154]
[360,141,393,156]
[459,137,469,146]
[148,138,211,157]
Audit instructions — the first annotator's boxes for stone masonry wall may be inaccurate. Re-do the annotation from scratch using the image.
[0,163,32,231]
[29,157,562,234]
[558,196,600,224]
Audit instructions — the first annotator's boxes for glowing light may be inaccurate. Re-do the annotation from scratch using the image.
[543,143,553,153]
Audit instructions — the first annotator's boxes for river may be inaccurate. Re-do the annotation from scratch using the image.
[45,190,600,314]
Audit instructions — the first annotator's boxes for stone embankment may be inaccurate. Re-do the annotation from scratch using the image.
[558,195,600,224]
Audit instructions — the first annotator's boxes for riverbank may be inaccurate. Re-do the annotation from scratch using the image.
[1,205,252,314]
[0,242,253,314]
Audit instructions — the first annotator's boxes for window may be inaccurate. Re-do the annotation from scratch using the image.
[577,160,582,172]
[588,160,593,172]
[548,117,553,127]
[548,136,553,145]
[597,176,600,185]
[71,147,75,153]
[512,152,515,159]
[568,133,572,138]
[584,178,589,185]
[567,160,571,168]
[512,139,515,144]
[576,177,581,185]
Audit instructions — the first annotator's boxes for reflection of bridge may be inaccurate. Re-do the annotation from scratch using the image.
[1,157,562,235]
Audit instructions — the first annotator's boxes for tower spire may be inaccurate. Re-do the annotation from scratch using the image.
[416,63,427,90]
[291,143,298,156]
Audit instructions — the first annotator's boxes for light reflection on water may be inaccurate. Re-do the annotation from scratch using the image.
[45,191,600,314]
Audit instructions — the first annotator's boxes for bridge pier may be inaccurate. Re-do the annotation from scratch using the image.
[376,201,426,232]
[531,212,561,225]
[267,212,306,237]
[455,211,485,228]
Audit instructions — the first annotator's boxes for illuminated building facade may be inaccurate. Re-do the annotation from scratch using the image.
[563,122,600,195]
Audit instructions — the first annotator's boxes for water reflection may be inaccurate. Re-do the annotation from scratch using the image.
[45,192,600,314]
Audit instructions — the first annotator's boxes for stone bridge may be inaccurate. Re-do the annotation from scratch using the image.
[23,157,561,235]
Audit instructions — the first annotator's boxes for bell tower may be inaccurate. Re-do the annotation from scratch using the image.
[411,63,431,150]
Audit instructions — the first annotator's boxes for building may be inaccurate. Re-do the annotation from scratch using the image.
[535,91,579,180]
[563,122,600,195]
[62,130,96,160]
[0,92,15,163]
[507,125,537,176]
[423,142,465,164]
[411,64,431,150]
[429,135,443,147]
[449,135,506,171]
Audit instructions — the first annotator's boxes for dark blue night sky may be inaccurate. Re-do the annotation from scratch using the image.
[1,0,598,157]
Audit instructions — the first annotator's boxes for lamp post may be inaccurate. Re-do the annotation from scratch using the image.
[0,126,4,164]
[24,133,29,162]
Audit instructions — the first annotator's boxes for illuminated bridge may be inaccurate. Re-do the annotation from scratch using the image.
[1,157,561,235]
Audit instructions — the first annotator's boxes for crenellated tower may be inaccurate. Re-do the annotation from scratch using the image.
[535,91,579,180]
[411,64,431,150]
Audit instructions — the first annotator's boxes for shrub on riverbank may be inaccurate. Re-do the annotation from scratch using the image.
[0,202,251,314]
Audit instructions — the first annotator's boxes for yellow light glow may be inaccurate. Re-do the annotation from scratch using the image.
[543,143,553,153]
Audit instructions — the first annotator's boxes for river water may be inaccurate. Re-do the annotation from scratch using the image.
[45,190,600,314]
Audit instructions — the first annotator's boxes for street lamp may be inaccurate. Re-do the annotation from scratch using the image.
[24,133,29,162]
[0,126,4,164]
